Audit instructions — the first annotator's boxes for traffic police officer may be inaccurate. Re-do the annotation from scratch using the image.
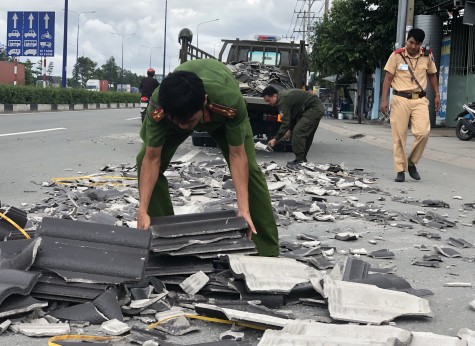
[136,58,279,257]
[380,28,440,182]
[262,86,324,165]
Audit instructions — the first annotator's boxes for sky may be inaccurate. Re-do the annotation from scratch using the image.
[0,0,328,79]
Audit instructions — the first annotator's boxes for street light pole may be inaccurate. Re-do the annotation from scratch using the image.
[196,18,219,49]
[69,10,95,88]
[111,31,136,90]
[142,45,162,68]
[163,0,168,79]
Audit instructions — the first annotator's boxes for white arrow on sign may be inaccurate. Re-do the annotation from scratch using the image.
[28,13,34,29]
[12,13,18,28]
[44,13,50,29]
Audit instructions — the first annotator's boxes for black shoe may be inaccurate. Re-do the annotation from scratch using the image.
[287,159,304,165]
[395,171,405,182]
[408,165,421,180]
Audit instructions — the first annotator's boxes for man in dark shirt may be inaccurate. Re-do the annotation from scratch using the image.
[139,68,160,97]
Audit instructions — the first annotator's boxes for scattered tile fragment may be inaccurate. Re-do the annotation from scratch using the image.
[448,237,473,248]
[335,232,359,241]
[0,319,11,335]
[10,318,70,337]
[422,199,450,208]
[324,277,433,324]
[258,321,412,346]
[434,245,462,258]
[180,271,210,295]
[416,231,441,240]
[444,282,472,287]
[101,318,131,336]
[350,248,367,255]
[368,249,395,259]
[412,260,440,268]
[411,331,466,346]
[228,255,313,294]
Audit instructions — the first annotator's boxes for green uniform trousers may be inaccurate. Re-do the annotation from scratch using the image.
[136,121,280,257]
[292,107,323,161]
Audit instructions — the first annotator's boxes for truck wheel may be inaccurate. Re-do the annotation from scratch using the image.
[192,136,205,146]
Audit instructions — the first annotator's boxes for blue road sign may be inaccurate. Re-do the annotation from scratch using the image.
[6,11,55,57]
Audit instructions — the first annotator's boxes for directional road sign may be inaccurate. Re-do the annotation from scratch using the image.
[6,11,55,57]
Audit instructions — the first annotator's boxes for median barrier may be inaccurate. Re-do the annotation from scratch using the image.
[0,103,138,114]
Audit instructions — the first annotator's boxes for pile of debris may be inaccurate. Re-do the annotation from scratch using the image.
[226,62,295,96]
[1,157,474,345]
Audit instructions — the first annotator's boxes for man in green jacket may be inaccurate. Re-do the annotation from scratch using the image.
[136,59,279,257]
[262,86,324,165]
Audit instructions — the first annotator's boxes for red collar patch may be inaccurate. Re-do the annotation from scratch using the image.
[150,107,165,123]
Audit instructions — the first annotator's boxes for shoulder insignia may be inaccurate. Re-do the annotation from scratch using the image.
[394,47,405,54]
[207,102,237,119]
[150,107,165,123]
[422,47,433,54]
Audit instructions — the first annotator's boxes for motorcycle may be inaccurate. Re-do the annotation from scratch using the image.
[454,102,475,141]
[140,96,150,123]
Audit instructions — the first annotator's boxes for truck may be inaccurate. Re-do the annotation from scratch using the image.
[86,79,108,92]
[117,84,131,93]
[177,28,308,150]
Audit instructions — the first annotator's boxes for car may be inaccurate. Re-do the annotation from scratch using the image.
[8,48,20,55]
[24,30,37,38]
[40,41,52,48]
[8,30,20,38]
[41,31,52,39]
[24,49,37,56]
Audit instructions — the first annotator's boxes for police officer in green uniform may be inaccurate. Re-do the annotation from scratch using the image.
[136,59,279,257]
[262,86,324,165]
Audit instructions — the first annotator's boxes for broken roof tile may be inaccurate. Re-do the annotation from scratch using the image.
[0,269,40,306]
[258,320,412,346]
[227,255,312,294]
[33,217,150,284]
[324,277,433,324]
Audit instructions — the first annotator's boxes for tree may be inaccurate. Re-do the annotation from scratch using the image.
[47,61,54,76]
[23,59,36,86]
[72,56,97,88]
[309,0,442,118]
[34,58,43,79]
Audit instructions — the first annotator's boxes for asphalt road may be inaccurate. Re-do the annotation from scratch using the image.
[1,109,475,343]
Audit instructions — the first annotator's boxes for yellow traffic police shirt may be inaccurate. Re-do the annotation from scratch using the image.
[384,48,437,93]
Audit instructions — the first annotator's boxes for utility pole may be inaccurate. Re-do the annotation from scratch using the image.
[324,0,329,19]
[406,0,415,34]
[293,0,317,43]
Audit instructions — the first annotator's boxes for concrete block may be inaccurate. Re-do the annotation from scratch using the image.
[37,104,52,112]
[118,103,127,108]
[73,104,85,111]
[12,104,30,112]
[99,103,108,109]
[0,104,4,113]
[108,103,118,109]
[54,104,70,111]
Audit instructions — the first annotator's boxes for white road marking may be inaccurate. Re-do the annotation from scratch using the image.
[174,149,201,163]
[0,127,67,137]
[126,116,141,121]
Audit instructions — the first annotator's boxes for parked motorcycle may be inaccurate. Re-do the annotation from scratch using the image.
[455,102,475,141]
[140,96,150,123]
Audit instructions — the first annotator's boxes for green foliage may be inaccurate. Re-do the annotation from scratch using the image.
[0,84,140,104]
[23,59,36,86]
[310,0,400,78]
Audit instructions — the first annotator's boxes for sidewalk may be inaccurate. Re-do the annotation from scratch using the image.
[320,118,475,171]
